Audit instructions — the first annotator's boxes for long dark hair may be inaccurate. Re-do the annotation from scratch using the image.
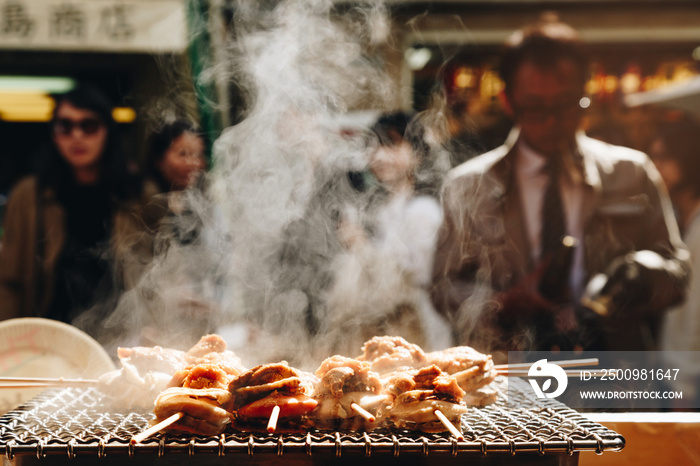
[38,83,141,201]
[146,119,204,193]
[368,111,441,196]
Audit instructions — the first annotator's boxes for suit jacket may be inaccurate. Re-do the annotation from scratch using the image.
[431,129,689,353]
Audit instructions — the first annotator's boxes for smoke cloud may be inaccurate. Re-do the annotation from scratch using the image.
[77,0,454,370]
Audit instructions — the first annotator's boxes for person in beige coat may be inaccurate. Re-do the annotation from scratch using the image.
[0,84,158,331]
[430,15,689,356]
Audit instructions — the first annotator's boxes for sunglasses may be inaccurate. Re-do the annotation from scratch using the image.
[53,118,104,136]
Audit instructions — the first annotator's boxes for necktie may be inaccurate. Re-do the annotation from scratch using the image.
[540,162,566,260]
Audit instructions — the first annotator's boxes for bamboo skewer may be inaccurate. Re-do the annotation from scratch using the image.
[131,412,185,444]
[350,402,376,423]
[267,405,281,433]
[434,409,464,441]
[493,358,599,370]
[0,377,98,385]
[496,369,607,378]
[0,383,98,389]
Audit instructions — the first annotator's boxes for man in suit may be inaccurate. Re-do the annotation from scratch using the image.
[430,15,689,356]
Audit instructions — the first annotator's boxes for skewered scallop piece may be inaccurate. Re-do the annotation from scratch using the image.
[382,365,467,436]
[425,346,497,396]
[309,355,389,430]
[227,362,318,432]
[152,387,234,436]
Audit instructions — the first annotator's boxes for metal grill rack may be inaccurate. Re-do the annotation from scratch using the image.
[0,378,624,463]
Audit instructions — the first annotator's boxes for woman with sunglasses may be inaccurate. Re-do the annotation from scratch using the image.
[0,84,155,333]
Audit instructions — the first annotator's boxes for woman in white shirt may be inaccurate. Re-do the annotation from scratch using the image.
[325,112,451,352]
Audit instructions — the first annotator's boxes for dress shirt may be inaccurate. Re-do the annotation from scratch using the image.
[515,140,586,297]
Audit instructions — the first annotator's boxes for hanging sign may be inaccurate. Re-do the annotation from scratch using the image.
[0,0,187,52]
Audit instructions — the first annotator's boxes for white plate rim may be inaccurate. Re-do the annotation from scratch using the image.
[0,317,116,377]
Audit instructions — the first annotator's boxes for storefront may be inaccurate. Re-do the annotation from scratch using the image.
[0,0,191,194]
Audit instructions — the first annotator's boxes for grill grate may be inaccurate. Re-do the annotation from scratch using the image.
[0,378,624,460]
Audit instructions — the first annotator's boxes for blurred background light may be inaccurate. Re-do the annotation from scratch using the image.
[693,46,700,61]
[0,76,76,93]
[0,91,55,122]
[0,77,134,124]
[453,66,475,89]
[112,107,137,123]
[405,47,432,71]
[0,76,75,122]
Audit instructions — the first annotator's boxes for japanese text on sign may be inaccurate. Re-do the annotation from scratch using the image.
[0,0,186,52]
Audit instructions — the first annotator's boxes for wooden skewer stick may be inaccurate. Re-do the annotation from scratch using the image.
[0,383,97,389]
[0,377,98,384]
[350,402,376,423]
[267,405,281,433]
[434,409,464,441]
[496,369,606,378]
[493,358,599,370]
[131,412,185,444]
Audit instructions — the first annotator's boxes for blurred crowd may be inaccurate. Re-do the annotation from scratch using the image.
[0,13,698,409]
[0,85,208,335]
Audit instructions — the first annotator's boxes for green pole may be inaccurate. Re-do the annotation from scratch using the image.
[185,0,223,163]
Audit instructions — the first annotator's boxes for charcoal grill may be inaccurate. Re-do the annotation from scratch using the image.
[0,378,624,465]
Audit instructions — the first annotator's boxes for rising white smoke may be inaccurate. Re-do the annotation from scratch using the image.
[82,0,452,370]
[210,0,398,366]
